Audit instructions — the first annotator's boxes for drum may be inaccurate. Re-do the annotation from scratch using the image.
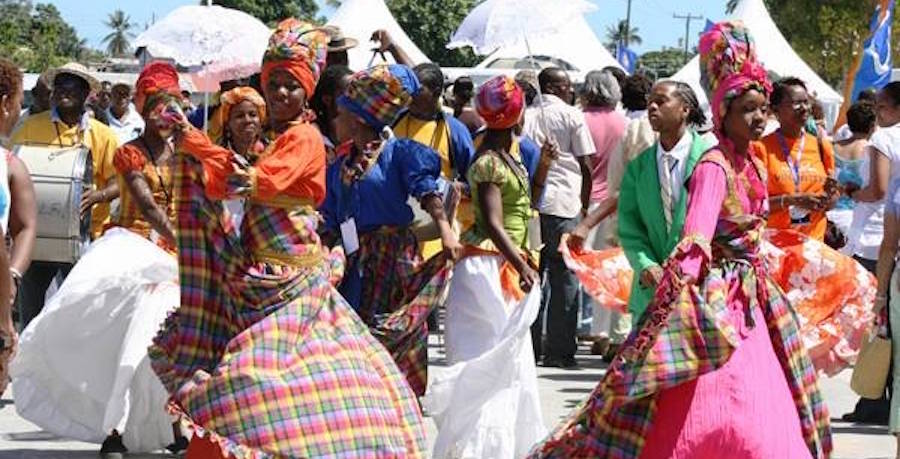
[13,144,93,264]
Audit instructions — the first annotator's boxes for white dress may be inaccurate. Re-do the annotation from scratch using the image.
[425,255,545,459]
[10,228,177,452]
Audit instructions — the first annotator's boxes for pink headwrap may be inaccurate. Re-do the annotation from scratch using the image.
[476,75,524,130]
[699,21,772,134]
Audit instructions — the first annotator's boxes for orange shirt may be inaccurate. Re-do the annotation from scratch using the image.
[757,131,835,240]
[180,122,326,205]
[112,143,176,243]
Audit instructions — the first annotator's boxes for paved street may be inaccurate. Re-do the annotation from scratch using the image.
[0,339,893,458]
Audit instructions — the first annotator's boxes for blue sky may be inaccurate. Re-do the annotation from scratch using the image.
[46,0,731,54]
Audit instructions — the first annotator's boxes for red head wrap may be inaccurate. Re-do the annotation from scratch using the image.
[134,61,181,114]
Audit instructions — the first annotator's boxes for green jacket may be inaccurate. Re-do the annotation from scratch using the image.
[617,131,709,321]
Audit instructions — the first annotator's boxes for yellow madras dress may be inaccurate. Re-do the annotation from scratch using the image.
[149,126,426,458]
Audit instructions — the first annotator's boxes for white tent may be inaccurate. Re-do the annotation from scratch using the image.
[327,0,430,70]
[474,14,621,72]
[670,0,842,124]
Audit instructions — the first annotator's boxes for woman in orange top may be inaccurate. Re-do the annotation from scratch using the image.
[758,77,839,240]
[150,19,427,458]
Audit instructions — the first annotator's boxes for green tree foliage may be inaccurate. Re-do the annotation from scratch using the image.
[639,47,693,79]
[103,9,135,57]
[725,0,893,87]
[386,0,480,67]
[0,1,88,72]
[207,0,320,25]
[605,19,642,50]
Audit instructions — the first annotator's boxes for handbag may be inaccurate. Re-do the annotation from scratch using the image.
[850,329,892,399]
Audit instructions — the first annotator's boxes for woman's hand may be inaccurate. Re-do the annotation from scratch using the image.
[567,223,591,251]
[515,259,539,293]
[441,232,463,261]
[639,265,664,289]
[539,140,560,166]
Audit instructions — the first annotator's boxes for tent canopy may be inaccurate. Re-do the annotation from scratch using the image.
[475,14,621,73]
[327,0,430,70]
[670,0,842,123]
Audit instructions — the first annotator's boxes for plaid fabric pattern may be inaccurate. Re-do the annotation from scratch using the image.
[528,151,831,459]
[350,228,453,396]
[339,65,418,130]
[149,157,426,458]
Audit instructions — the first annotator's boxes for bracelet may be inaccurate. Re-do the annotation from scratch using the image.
[876,294,887,301]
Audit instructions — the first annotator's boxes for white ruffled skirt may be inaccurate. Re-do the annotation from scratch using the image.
[425,255,545,459]
[10,228,177,452]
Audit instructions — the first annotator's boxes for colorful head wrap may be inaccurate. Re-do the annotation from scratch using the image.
[337,64,420,130]
[476,75,525,130]
[261,18,328,98]
[134,61,181,114]
[217,87,267,131]
[698,21,772,132]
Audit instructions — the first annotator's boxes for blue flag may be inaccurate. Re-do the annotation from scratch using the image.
[616,42,638,74]
[851,0,894,101]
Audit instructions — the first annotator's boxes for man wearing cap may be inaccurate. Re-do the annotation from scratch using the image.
[11,62,119,327]
[324,25,359,68]
[105,82,144,145]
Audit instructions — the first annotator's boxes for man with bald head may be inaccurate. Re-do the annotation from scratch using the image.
[523,67,596,368]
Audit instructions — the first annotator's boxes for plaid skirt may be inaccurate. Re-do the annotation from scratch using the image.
[340,228,453,397]
[149,158,426,458]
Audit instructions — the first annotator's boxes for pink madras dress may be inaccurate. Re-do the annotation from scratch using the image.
[528,146,831,459]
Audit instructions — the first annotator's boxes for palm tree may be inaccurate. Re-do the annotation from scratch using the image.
[726,0,739,14]
[606,19,642,49]
[102,9,135,57]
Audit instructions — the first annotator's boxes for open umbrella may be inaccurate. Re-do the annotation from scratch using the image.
[447,0,597,133]
[447,0,596,55]
[134,4,271,128]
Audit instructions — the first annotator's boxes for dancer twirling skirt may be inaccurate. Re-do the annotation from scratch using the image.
[12,62,187,455]
[528,21,831,459]
[321,64,461,397]
[149,19,426,458]
[425,75,552,459]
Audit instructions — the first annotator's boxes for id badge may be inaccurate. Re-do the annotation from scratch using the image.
[340,218,360,255]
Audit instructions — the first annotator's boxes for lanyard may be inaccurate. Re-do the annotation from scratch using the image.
[776,129,805,191]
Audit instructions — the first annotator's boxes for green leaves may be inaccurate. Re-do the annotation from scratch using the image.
[207,0,321,26]
[102,9,136,57]
[386,0,480,67]
[0,1,87,72]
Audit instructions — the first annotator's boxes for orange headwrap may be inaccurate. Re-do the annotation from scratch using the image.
[260,18,328,97]
[217,87,267,133]
[134,61,182,114]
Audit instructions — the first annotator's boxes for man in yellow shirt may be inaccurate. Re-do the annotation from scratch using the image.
[392,63,475,258]
[11,63,119,327]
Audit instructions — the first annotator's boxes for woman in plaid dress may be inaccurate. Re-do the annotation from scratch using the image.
[149,20,427,458]
[320,64,461,397]
[528,21,831,459]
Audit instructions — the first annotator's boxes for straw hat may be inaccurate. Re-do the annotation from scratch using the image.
[46,62,101,93]
[323,25,359,52]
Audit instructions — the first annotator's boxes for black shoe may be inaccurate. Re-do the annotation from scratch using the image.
[99,432,127,458]
[542,357,579,369]
[841,410,889,425]
[166,435,190,455]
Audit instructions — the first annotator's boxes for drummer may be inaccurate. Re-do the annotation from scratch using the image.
[10,62,119,327]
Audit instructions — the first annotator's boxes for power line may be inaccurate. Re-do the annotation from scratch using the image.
[673,12,703,63]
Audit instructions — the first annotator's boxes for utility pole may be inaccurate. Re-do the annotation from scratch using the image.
[673,12,703,63]
[624,0,633,48]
